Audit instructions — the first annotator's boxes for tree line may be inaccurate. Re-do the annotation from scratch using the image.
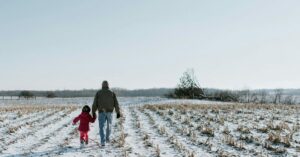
[1,69,299,104]
[0,88,173,98]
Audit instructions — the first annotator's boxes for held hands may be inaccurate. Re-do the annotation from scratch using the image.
[93,112,97,118]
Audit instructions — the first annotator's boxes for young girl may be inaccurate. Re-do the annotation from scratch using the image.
[73,105,96,147]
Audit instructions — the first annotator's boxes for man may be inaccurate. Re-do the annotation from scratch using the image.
[92,80,121,146]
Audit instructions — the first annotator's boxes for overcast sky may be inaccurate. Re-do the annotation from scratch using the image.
[0,0,300,90]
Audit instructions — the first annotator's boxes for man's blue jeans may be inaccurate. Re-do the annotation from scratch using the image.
[98,112,112,145]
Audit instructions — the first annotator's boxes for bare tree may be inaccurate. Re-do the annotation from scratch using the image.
[258,90,267,104]
[273,89,283,104]
[283,95,295,105]
[238,89,251,103]
[250,92,259,103]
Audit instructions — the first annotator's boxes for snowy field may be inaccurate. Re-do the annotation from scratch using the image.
[0,97,300,157]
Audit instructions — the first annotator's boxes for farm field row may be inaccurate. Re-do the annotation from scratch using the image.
[0,99,299,156]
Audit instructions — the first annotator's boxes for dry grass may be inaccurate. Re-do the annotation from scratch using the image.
[1,105,78,136]
[0,104,78,114]
[158,126,166,135]
[218,150,235,157]
[237,125,250,134]
[117,110,126,147]
[7,126,19,134]
[239,134,254,143]
[142,103,300,112]
[267,132,291,147]
[263,142,286,154]
[222,126,230,134]
[155,144,160,157]
[201,127,214,137]
[257,126,269,133]
[140,103,300,156]
[223,135,245,150]
[140,129,154,148]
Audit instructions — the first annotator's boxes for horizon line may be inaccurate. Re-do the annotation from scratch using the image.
[1,87,300,92]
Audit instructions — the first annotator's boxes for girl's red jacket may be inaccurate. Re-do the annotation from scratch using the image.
[73,112,96,132]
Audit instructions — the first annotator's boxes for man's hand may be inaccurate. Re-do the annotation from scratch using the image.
[93,112,97,118]
[116,113,121,119]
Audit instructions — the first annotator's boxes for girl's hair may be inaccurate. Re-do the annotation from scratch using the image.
[82,105,91,113]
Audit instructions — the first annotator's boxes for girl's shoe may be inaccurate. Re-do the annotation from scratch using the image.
[80,140,84,148]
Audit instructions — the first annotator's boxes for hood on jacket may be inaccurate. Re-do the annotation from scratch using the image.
[102,80,109,89]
